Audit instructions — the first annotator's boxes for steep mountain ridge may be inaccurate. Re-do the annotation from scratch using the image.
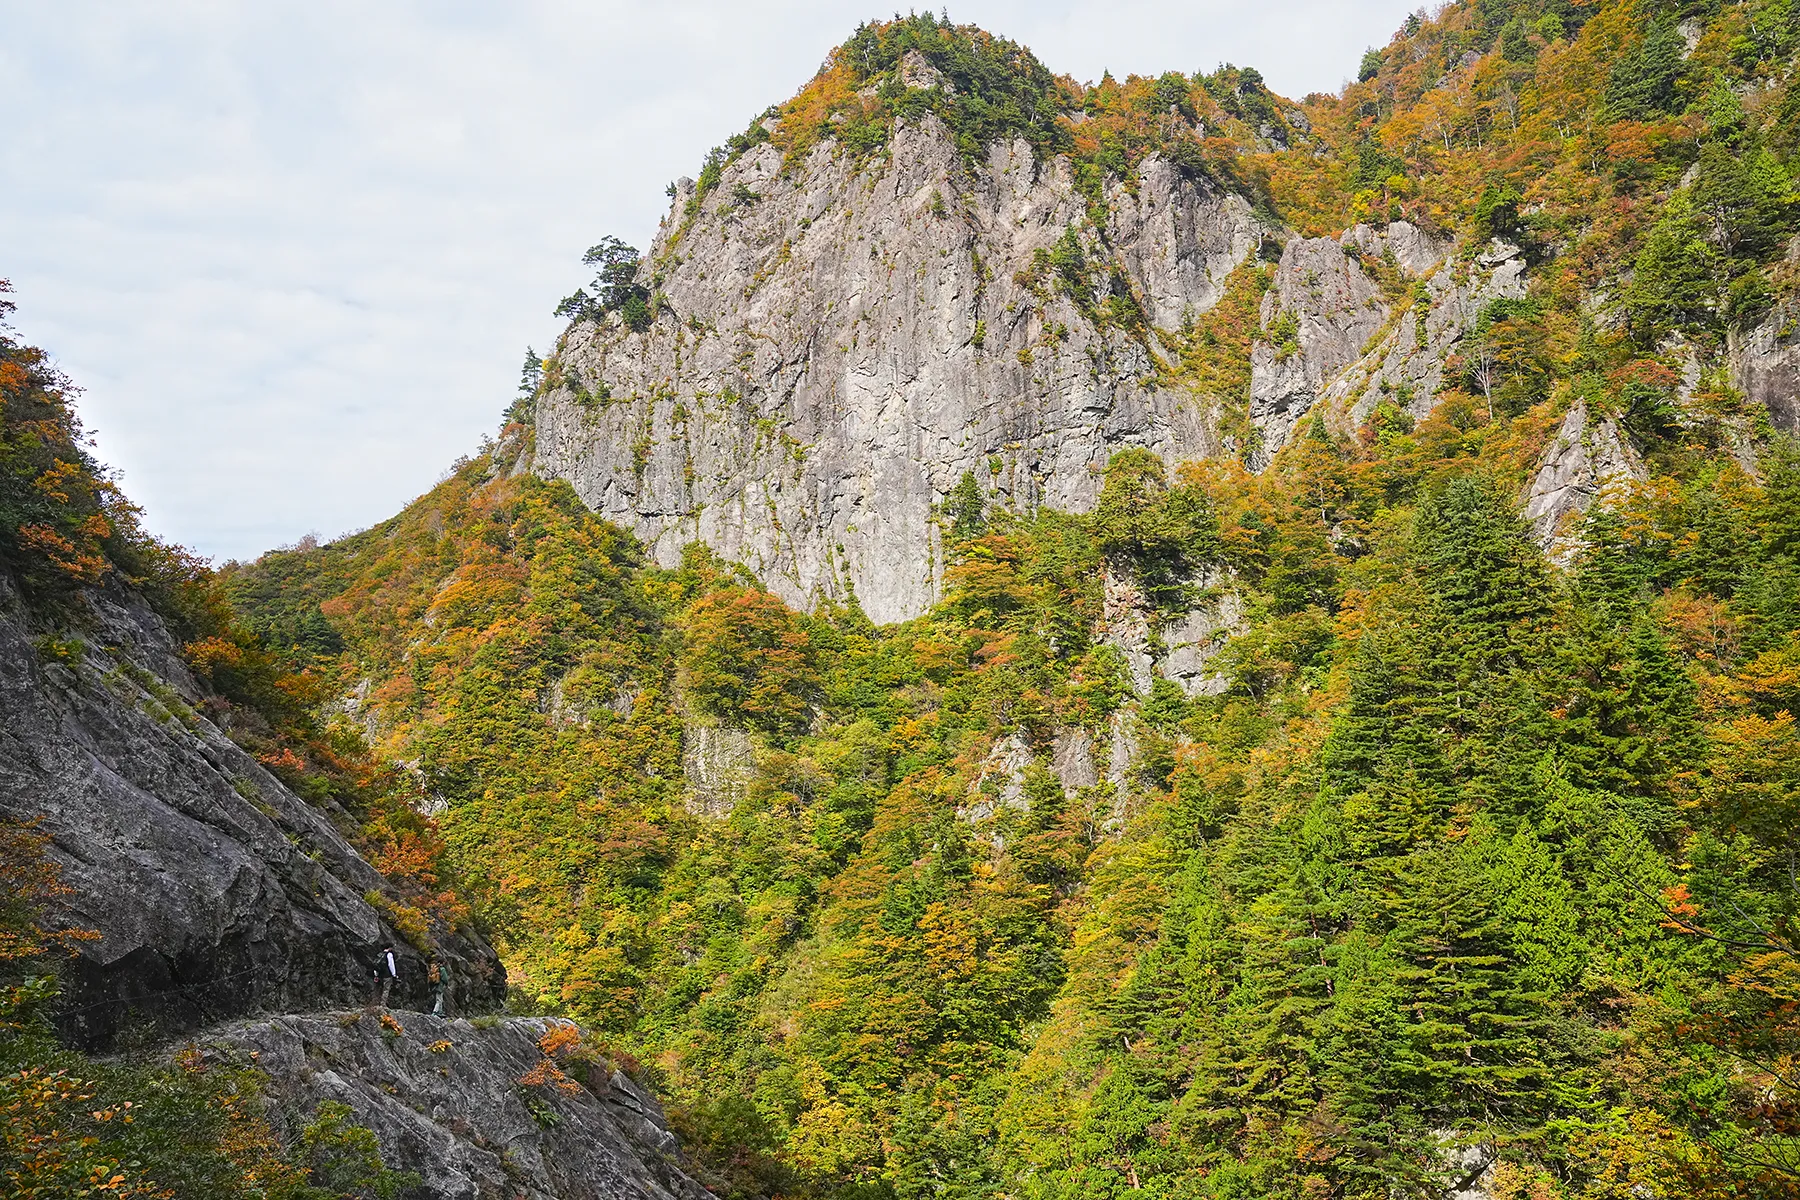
[529,7,1800,630]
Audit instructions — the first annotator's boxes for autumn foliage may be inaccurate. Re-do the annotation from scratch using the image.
[680,584,819,735]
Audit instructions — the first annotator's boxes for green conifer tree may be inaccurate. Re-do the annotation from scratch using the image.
[1605,20,1686,120]
[1383,843,1561,1150]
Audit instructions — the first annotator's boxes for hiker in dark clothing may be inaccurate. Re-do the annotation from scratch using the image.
[372,945,398,1008]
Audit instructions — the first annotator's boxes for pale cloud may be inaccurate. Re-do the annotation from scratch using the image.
[0,0,1417,561]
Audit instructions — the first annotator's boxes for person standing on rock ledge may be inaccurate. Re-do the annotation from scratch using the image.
[370,946,399,1009]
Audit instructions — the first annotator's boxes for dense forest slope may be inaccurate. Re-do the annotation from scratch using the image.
[216,1,1800,1197]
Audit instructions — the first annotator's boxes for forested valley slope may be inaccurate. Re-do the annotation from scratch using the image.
[8,0,1800,1197]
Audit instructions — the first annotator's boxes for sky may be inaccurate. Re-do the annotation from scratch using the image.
[0,0,1420,563]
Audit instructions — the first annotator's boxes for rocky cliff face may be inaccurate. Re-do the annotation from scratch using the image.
[533,116,1262,624]
[1314,233,1528,433]
[207,1012,715,1200]
[1248,230,1394,466]
[528,98,1602,627]
[1732,291,1800,434]
[0,569,505,1050]
[1521,398,1645,562]
[0,567,718,1198]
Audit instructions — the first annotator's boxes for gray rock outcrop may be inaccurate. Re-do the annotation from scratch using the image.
[1521,399,1645,562]
[1050,728,1097,797]
[1099,564,1161,695]
[1105,154,1262,329]
[533,117,1265,624]
[1248,233,1391,467]
[528,65,1799,630]
[681,719,756,817]
[539,75,1674,626]
[1103,709,1141,832]
[1731,293,1800,433]
[1315,235,1529,437]
[0,571,504,1049]
[1160,587,1246,696]
[1097,562,1246,699]
[965,732,1034,823]
[207,1012,714,1200]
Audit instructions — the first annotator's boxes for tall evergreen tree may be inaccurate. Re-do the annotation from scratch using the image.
[1605,20,1686,120]
[1408,475,1555,812]
[1624,194,1721,343]
[1384,843,1562,1147]
[1413,475,1552,679]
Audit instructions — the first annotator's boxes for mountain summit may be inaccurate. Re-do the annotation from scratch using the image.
[525,12,1798,624]
[532,17,1268,622]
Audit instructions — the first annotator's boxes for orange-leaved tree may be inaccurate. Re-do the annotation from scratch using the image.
[680,585,819,737]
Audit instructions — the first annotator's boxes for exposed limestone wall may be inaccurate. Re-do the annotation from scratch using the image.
[1097,562,1245,700]
[1521,399,1646,563]
[1105,153,1261,328]
[533,117,1264,624]
[1248,234,1391,467]
[681,719,756,818]
[1731,293,1800,433]
[533,114,1791,626]
[1160,586,1246,697]
[1313,234,1528,439]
